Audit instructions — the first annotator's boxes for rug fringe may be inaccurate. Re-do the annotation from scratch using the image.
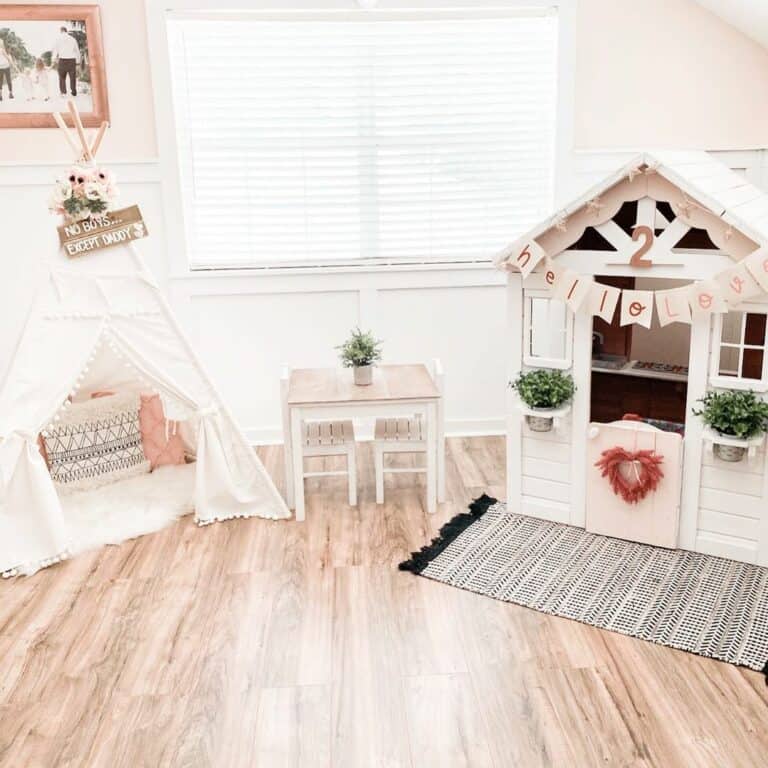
[398,493,497,574]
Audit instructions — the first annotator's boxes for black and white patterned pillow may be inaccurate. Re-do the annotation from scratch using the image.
[42,392,150,491]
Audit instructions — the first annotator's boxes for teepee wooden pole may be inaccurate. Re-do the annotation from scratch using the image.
[90,121,109,159]
[67,100,93,164]
[53,111,81,159]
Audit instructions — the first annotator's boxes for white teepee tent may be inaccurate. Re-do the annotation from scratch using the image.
[0,105,289,577]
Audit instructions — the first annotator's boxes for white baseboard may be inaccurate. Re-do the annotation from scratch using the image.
[245,417,506,446]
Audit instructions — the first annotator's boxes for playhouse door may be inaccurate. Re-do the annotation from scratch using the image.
[586,422,683,548]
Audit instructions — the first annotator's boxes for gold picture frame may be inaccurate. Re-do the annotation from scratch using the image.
[0,4,109,128]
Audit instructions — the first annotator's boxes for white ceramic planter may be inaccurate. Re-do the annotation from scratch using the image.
[714,442,746,463]
[526,411,554,432]
[353,364,373,386]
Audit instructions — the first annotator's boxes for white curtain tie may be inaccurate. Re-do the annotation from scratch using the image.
[198,405,220,418]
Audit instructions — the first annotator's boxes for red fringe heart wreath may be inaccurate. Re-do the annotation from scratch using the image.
[595,447,665,504]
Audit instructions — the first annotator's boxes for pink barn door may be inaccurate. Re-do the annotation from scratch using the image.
[586,422,683,548]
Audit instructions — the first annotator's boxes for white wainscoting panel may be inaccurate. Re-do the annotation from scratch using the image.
[376,284,507,435]
[175,268,507,443]
[193,288,359,437]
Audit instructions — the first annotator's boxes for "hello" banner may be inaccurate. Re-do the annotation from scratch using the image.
[496,240,768,326]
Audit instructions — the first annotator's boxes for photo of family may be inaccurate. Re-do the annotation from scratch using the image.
[0,6,108,128]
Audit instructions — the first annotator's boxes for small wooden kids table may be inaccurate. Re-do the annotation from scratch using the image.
[284,364,443,521]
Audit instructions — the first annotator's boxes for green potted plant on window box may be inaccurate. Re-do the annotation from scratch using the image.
[511,368,575,432]
[693,389,768,462]
[337,328,383,386]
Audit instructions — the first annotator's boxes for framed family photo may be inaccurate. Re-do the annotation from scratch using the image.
[0,4,108,128]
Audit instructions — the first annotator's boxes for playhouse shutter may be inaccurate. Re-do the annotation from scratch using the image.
[167,11,558,269]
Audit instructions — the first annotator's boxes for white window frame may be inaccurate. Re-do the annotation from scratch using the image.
[145,0,577,279]
[523,289,573,370]
[709,304,768,391]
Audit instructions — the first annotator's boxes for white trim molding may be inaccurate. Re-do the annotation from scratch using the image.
[0,160,162,187]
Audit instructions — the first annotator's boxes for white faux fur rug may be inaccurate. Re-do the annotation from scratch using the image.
[58,462,196,559]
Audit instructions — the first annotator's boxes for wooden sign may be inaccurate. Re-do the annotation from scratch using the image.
[57,205,148,258]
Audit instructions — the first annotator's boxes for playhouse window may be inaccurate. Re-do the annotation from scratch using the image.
[710,310,768,390]
[523,293,573,369]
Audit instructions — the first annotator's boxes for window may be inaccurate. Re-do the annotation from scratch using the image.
[167,11,558,269]
[711,309,768,390]
[523,292,572,369]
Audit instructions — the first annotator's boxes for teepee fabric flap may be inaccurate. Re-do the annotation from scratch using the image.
[0,315,105,436]
[107,320,201,419]
[195,410,289,524]
[0,433,69,575]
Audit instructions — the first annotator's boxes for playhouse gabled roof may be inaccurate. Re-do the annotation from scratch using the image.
[528,150,768,249]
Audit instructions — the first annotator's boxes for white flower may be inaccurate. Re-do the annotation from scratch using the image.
[48,180,74,213]
[93,167,114,186]
[83,181,106,201]
[51,180,73,204]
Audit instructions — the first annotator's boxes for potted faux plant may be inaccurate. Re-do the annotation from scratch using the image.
[693,389,768,462]
[337,328,383,386]
[511,369,575,432]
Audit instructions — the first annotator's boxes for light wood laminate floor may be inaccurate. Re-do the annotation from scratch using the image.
[1,437,766,768]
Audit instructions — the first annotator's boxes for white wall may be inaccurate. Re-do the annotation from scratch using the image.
[3,1,768,444]
[575,0,768,150]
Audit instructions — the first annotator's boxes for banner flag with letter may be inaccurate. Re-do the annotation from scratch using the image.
[688,280,727,315]
[587,282,621,322]
[655,287,692,327]
[620,290,654,328]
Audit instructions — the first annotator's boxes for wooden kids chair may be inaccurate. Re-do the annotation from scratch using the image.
[372,358,444,504]
[281,368,357,508]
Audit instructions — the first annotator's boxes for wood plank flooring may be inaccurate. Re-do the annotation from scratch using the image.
[0,437,766,767]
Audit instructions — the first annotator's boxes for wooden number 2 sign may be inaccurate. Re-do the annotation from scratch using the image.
[630,225,654,268]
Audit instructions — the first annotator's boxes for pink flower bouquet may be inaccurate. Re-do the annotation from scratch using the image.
[49,166,119,221]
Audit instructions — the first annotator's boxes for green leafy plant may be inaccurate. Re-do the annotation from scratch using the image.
[0,29,35,69]
[693,389,768,439]
[511,369,575,409]
[336,328,383,368]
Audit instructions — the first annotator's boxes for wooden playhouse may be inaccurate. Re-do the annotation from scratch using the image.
[498,151,768,566]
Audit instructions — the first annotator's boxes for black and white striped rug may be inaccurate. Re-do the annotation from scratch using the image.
[400,495,768,675]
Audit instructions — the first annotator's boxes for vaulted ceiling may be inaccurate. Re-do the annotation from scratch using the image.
[695,0,768,49]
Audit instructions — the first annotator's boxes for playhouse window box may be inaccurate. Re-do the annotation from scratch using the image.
[517,402,571,433]
[702,426,765,463]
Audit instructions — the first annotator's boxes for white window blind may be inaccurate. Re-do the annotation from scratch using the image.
[167,11,558,269]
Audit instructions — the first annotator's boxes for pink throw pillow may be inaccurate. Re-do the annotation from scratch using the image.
[138,394,185,469]
[89,390,185,470]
